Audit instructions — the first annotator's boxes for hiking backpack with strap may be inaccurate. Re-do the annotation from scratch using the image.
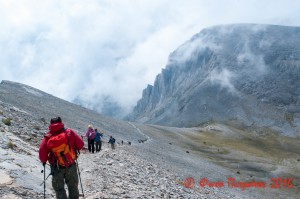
[47,129,76,167]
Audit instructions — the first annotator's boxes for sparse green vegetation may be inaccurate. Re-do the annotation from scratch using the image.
[0,110,3,115]
[2,118,12,126]
[7,140,14,149]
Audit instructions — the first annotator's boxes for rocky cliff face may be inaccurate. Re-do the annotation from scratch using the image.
[128,24,300,136]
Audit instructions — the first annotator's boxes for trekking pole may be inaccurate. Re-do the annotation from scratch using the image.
[40,163,54,186]
[41,164,46,199]
[40,173,52,186]
[44,164,45,199]
[75,159,85,199]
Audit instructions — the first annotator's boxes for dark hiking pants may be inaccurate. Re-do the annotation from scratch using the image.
[52,163,79,199]
[110,143,115,149]
[87,139,95,153]
[96,141,102,152]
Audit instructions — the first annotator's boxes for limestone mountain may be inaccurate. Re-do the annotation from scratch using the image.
[128,24,300,136]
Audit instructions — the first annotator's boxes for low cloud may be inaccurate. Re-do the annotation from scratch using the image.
[209,68,237,94]
[237,42,268,75]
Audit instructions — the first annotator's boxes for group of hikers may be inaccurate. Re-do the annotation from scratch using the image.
[82,124,116,153]
[38,116,117,199]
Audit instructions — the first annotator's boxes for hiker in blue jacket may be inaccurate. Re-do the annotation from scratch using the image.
[108,136,116,149]
[95,128,103,152]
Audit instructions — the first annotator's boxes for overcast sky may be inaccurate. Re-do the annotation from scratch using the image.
[0,0,299,118]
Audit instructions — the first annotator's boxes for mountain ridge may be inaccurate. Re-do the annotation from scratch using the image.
[127,24,300,137]
[0,80,148,142]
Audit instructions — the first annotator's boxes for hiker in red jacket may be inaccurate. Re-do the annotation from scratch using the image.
[39,116,84,199]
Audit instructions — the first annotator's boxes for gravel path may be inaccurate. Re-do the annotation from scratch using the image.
[77,144,225,199]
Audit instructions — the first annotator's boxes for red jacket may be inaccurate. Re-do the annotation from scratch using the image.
[39,122,84,164]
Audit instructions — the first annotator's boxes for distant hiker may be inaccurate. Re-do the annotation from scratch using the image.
[82,125,95,153]
[108,136,116,149]
[121,140,123,145]
[95,128,103,152]
[39,116,84,199]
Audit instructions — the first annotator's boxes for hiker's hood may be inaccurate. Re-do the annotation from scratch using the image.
[47,122,65,135]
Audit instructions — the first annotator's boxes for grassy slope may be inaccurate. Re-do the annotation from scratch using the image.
[143,123,300,197]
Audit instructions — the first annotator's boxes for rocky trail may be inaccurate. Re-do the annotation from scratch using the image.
[0,131,224,199]
[77,144,223,199]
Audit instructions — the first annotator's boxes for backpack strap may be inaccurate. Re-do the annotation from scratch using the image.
[65,128,79,159]
[60,135,71,165]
